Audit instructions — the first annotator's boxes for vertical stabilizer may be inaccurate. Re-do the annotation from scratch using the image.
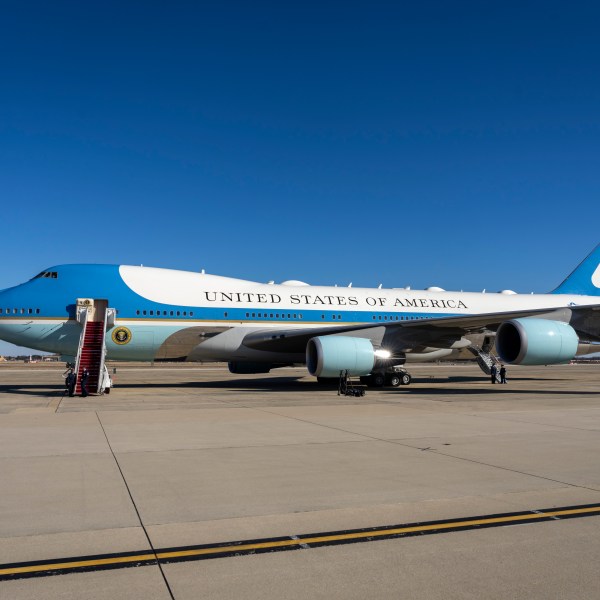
[552,243,600,295]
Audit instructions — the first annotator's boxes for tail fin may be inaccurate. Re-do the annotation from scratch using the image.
[552,243,600,295]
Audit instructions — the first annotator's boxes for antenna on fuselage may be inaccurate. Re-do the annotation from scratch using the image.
[348,282,352,287]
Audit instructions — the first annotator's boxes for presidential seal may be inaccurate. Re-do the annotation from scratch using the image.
[112,327,132,345]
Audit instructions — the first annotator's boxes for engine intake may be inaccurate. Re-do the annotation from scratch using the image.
[496,318,579,365]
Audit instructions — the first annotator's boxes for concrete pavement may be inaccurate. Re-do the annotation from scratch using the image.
[0,362,599,598]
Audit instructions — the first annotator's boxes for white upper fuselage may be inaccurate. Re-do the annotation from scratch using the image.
[119,265,595,321]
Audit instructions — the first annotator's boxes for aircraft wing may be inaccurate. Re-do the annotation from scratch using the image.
[242,304,600,354]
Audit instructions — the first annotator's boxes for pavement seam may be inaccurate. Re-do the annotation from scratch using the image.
[95,412,176,600]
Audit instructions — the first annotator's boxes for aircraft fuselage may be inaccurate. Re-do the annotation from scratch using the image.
[0,264,597,364]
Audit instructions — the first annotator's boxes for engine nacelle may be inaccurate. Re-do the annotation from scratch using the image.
[306,336,377,377]
[496,318,579,365]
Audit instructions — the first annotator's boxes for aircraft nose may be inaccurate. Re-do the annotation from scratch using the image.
[0,289,12,320]
[0,284,38,346]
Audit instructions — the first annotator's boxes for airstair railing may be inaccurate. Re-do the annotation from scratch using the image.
[98,308,116,394]
[73,305,89,383]
[467,344,501,381]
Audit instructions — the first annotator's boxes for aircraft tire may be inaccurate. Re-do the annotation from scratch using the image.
[400,373,412,385]
[372,373,385,387]
[388,374,401,387]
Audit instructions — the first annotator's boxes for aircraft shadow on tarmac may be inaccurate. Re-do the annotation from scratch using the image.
[1,376,596,397]
[114,377,330,393]
[0,384,67,397]
[0,378,309,396]
[99,376,508,393]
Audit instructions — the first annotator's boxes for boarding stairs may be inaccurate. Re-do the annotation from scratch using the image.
[74,300,115,395]
[468,345,501,382]
[75,322,104,395]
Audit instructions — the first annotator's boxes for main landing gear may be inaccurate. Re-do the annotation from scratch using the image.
[318,366,412,389]
[360,366,412,388]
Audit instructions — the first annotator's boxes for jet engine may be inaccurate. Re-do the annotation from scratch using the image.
[496,318,579,365]
[306,336,379,377]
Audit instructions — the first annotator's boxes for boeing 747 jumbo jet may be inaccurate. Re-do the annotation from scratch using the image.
[0,245,599,394]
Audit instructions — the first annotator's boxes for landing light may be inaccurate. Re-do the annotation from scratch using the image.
[374,349,391,359]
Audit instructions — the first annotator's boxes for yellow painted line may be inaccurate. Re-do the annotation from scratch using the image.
[154,506,600,560]
[1,505,598,578]
[0,553,156,577]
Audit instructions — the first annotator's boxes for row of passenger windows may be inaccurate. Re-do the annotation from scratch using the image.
[0,308,40,315]
[242,313,424,321]
[135,311,306,320]
[244,313,304,319]
[136,310,194,317]
[240,313,424,321]
[131,310,427,321]
[372,315,426,321]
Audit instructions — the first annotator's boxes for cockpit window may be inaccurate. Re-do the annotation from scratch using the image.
[32,271,58,280]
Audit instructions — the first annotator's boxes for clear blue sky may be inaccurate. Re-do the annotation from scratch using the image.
[1,1,600,354]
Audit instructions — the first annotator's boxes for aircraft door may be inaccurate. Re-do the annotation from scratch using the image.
[92,300,108,323]
[76,299,108,323]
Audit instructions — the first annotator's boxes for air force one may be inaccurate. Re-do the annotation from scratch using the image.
[0,245,599,394]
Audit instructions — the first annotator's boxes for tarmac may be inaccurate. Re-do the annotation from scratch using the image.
[0,361,599,599]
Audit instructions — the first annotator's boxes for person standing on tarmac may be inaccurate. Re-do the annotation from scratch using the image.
[64,368,76,397]
[80,368,89,397]
[490,363,498,384]
[499,364,507,384]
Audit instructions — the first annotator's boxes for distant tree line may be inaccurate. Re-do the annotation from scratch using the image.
[0,355,60,362]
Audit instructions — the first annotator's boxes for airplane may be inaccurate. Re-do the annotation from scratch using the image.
[0,244,599,394]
